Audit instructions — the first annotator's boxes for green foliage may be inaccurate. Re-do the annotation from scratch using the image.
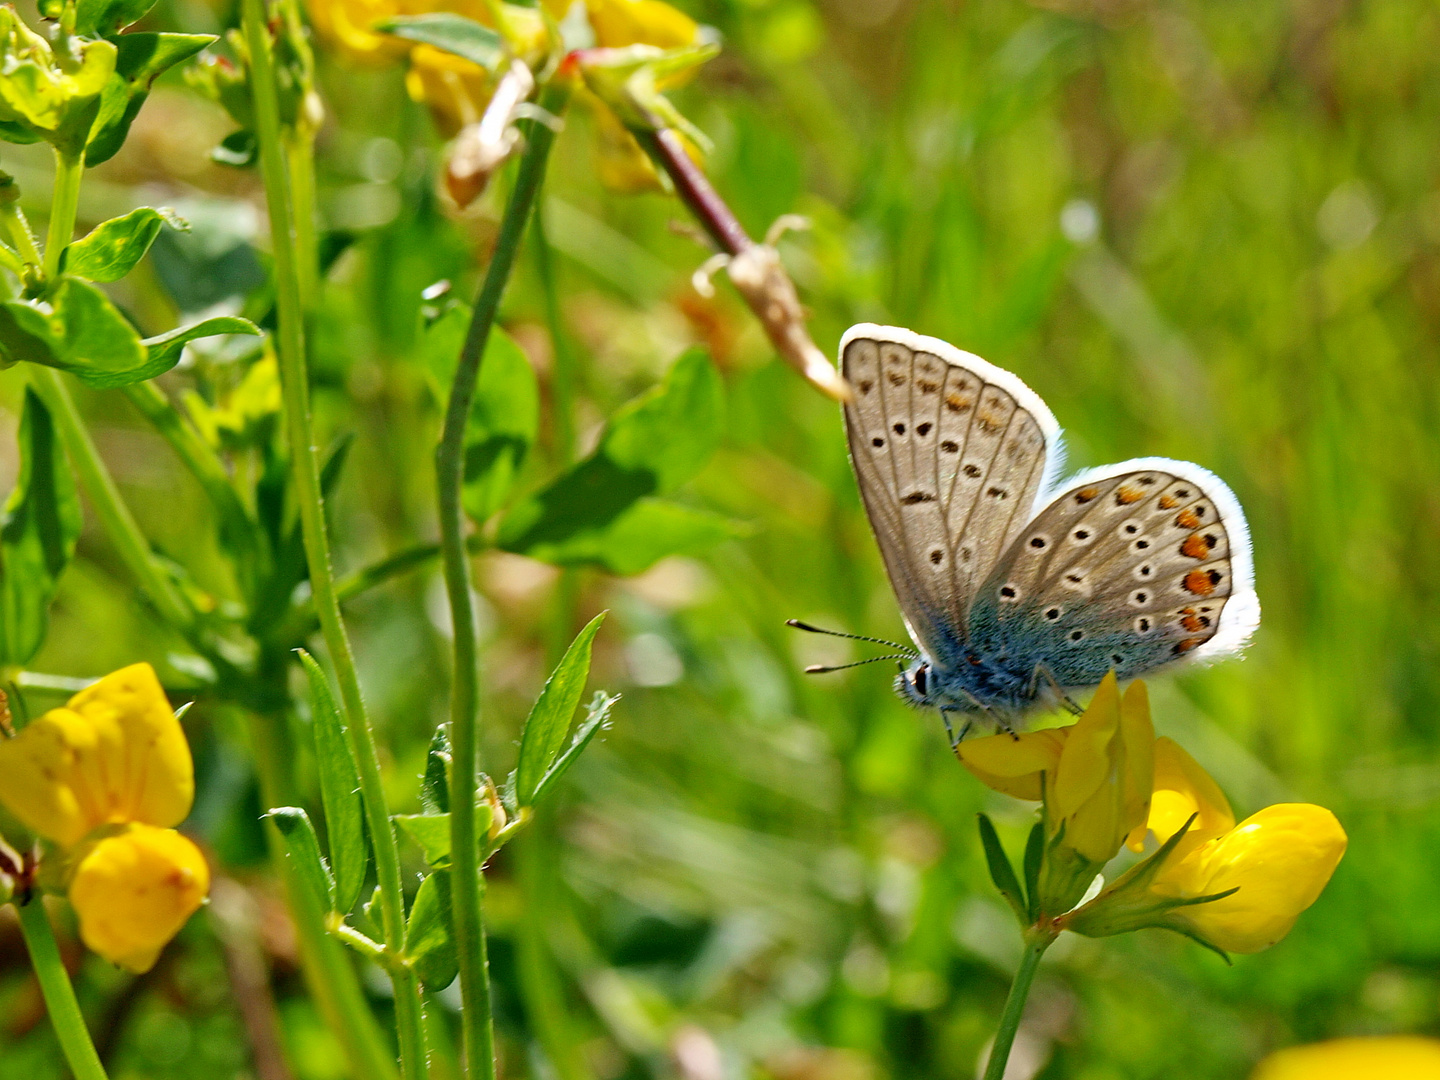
[395,812,466,870]
[378,14,502,70]
[297,649,368,914]
[0,389,80,667]
[267,807,335,912]
[514,612,606,806]
[406,870,457,991]
[498,348,737,571]
[85,34,214,166]
[61,207,184,282]
[977,813,1027,926]
[0,8,114,154]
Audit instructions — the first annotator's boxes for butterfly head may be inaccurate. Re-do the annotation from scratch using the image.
[895,658,935,708]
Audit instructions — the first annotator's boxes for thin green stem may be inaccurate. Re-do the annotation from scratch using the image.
[28,367,199,638]
[43,149,82,280]
[285,130,319,310]
[246,709,400,1080]
[0,192,42,267]
[240,1,426,1076]
[982,931,1054,1080]
[16,898,110,1080]
[438,74,571,1080]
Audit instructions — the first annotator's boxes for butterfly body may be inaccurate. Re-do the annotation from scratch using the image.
[838,324,1259,734]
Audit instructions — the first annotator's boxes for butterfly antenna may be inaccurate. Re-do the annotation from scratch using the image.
[785,619,912,653]
[804,654,914,675]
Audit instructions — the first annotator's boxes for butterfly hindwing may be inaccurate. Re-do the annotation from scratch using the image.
[841,325,1061,662]
[970,458,1259,687]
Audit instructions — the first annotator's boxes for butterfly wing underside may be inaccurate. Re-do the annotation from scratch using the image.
[970,459,1260,687]
[841,325,1061,662]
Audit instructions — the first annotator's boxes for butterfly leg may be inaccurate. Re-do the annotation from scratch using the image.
[1030,663,1084,716]
[938,707,974,749]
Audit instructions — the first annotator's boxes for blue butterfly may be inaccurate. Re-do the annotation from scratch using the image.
[798,325,1259,743]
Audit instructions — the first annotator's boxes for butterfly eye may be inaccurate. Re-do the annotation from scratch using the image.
[913,665,929,696]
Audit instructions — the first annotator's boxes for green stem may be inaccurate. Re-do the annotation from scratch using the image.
[28,367,199,638]
[438,75,571,1080]
[0,192,42,268]
[43,149,82,280]
[16,898,110,1080]
[240,1,427,1077]
[285,130,319,310]
[246,709,400,1080]
[982,932,1054,1080]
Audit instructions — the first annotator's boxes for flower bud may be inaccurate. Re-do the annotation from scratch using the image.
[68,824,210,973]
[0,664,192,847]
[1250,1036,1440,1080]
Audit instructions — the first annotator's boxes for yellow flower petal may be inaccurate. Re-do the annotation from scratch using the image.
[1155,803,1347,954]
[305,0,420,64]
[68,825,210,974]
[406,43,494,137]
[586,0,700,49]
[956,728,1069,801]
[1118,680,1154,840]
[1050,671,1120,824]
[1126,736,1235,856]
[0,664,191,845]
[1251,1036,1440,1080]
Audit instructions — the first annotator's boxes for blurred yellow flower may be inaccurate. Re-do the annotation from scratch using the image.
[0,663,209,974]
[305,0,422,64]
[582,0,700,49]
[1126,736,1234,861]
[68,824,210,973]
[0,664,194,847]
[1048,673,1154,864]
[1250,1036,1440,1080]
[1151,802,1347,953]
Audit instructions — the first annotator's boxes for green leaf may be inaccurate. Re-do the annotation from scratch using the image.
[297,649,367,914]
[379,14,503,70]
[267,807,335,912]
[422,725,451,815]
[141,316,261,383]
[498,350,731,571]
[75,0,160,37]
[425,310,539,522]
[86,33,213,166]
[62,207,185,283]
[406,870,458,991]
[529,690,619,807]
[978,813,1028,926]
[0,278,145,387]
[396,811,491,871]
[515,612,606,806]
[0,389,81,667]
[211,128,257,168]
[1023,821,1043,923]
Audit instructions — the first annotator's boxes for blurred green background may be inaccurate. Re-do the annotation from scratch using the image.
[2,0,1439,1078]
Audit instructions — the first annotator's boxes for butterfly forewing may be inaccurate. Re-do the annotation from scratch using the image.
[842,326,1058,660]
[975,463,1255,687]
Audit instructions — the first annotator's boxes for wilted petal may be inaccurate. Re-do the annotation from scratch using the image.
[68,825,210,973]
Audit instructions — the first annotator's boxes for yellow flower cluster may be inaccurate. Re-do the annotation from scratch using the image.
[958,673,1346,954]
[0,665,209,973]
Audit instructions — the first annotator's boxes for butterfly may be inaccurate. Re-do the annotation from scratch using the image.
[796,324,1260,743]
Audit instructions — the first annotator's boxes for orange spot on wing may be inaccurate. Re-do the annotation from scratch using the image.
[1183,569,1221,596]
[1158,494,1179,509]
[1175,509,1202,529]
[1180,534,1215,559]
[976,410,1005,432]
[1075,487,1099,504]
[1115,485,1144,504]
[1179,609,1211,632]
[945,393,973,413]
[1172,637,1202,655]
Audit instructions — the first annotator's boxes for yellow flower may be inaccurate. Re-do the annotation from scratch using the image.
[1125,736,1234,861]
[406,43,494,136]
[582,0,700,49]
[1048,673,1154,864]
[956,726,1069,801]
[1250,1036,1440,1080]
[305,0,425,65]
[0,664,194,847]
[68,824,210,973]
[1150,802,1347,953]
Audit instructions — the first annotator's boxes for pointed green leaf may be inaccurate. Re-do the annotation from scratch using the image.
[379,14,503,70]
[62,207,185,283]
[422,725,451,815]
[140,316,262,382]
[0,389,81,667]
[978,814,1028,926]
[529,690,619,807]
[86,33,214,166]
[297,649,367,914]
[76,0,160,37]
[267,806,335,911]
[406,870,458,991]
[0,278,143,386]
[601,348,723,494]
[515,612,606,806]
[1023,821,1043,923]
